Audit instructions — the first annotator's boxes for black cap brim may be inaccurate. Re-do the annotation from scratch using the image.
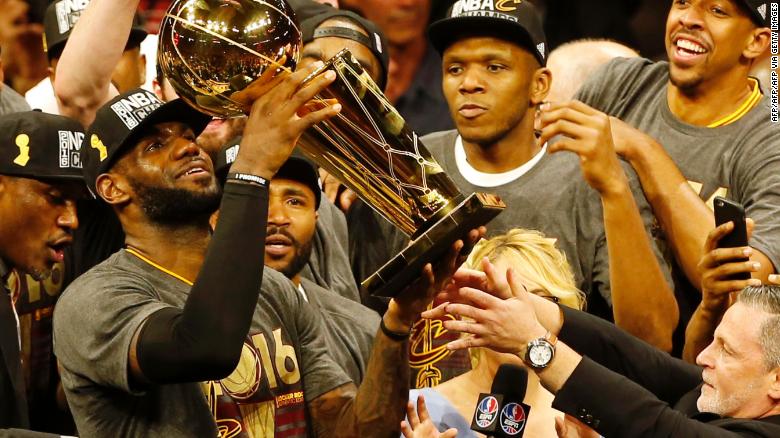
[3,172,85,183]
[120,99,212,161]
[429,16,544,66]
[215,142,321,208]
[97,98,212,181]
[274,154,322,209]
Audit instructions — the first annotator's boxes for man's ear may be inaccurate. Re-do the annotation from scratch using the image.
[530,67,552,106]
[139,54,147,85]
[96,173,131,206]
[768,366,780,401]
[744,28,771,60]
[152,78,163,101]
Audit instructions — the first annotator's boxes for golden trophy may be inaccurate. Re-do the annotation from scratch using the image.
[158,0,505,297]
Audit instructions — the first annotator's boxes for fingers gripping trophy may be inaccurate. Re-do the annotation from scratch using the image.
[158,0,505,297]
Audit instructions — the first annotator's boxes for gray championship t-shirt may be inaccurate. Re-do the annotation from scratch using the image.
[575,57,780,349]
[302,278,379,385]
[421,130,669,309]
[349,130,668,308]
[303,198,361,303]
[347,129,670,386]
[0,85,31,116]
[53,250,350,437]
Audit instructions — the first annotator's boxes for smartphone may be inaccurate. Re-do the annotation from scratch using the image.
[713,196,750,280]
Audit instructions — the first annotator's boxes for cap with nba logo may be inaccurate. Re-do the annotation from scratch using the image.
[214,139,322,208]
[43,0,147,60]
[82,88,212,195]
[428,0,547,66]
[737,1,770,26]
[0,111,84,181]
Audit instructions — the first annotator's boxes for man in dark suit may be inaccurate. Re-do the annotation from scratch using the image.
[0,111,84,434]
[429,261,780,437]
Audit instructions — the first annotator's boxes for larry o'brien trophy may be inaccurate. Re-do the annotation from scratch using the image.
[158,0,506,297]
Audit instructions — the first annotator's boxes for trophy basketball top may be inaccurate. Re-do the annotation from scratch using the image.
[158,0,301,118]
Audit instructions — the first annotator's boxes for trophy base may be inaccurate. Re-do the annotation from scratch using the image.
[363,192,506,297]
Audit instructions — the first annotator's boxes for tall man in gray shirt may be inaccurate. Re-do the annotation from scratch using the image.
[419,0,676,350]
[53,76,477,435]
[348,0,677,387]
[553,0,779,354]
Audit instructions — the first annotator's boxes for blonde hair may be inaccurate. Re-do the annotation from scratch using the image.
[463,229,585,368]
[465,228,585,310]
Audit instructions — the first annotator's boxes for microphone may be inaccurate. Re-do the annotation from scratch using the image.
[470,364,531,437]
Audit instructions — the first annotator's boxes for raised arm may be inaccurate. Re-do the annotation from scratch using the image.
[538,100,678,351]
[129,64,341,384]
[54,0,139,126]
[309,230,483,437]
[609,118,776,287]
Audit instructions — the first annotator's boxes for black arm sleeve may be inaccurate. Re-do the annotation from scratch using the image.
[135,181,269,383]
[553,357,775,438]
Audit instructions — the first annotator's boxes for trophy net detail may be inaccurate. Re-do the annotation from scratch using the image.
[297,50,463,236]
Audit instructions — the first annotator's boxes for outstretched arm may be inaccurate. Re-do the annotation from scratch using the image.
[609,118,775,287]
[129,64,341,384]
[310,231,484,436]
[430,262,747,438]
[430,261,699,400]
[308,322,409,437]
[538,100,678,351]
[54,0,139,126]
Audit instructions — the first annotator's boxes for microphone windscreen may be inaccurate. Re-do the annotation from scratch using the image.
[491,364,529,399]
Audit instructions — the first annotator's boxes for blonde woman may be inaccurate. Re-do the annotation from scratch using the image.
[408,229,585,437]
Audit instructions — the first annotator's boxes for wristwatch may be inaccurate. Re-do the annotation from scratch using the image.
[525,331,557,369]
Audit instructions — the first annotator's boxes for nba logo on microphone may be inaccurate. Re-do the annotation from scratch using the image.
[475,395,499,428]
[500,402,528,435]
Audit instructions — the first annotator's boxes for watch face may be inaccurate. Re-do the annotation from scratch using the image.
[529,343,553,366]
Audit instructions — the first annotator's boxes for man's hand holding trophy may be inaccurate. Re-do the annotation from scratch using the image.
[158,0,505,296]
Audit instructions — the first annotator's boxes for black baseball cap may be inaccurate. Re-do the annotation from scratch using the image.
[215,140,322,209]
[82,89,212,196]
[300,8,390,90]
[737,0,771,26]
[43,0,148,60]
[0,111,85,181]
[428,0,547,66]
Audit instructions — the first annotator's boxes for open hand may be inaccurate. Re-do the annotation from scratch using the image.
[538,101,627,197]
[230,61,341,180]
[386,227,486,333]
[401,395,457,438]
[424,258,546,354]
[319,168,357,212]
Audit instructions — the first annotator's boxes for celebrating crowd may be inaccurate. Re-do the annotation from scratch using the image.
[0,0,779,437]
